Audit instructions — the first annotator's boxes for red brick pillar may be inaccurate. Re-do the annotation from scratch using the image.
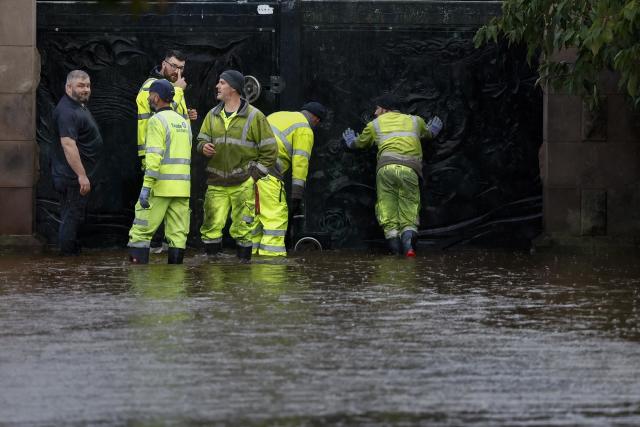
[0,0,40,246]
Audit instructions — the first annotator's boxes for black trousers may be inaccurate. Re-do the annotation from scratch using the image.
[53,177,89,255]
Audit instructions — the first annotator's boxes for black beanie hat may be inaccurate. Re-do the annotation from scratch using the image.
[373,93,402,111]
[220,70,245,95]
[301,101,328,121]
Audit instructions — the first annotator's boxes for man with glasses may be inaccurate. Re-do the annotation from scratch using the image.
[134,49,198,252]
[136,49,197,167]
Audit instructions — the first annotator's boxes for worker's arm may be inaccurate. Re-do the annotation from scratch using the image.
[136,88,152,159]
[196,112,216,157]
[60,137,90,195]
[353,121,377,149]
[291,128,314,200]
[142,117,165,189]
[254,114,278,170]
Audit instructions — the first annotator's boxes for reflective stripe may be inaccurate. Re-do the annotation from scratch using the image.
[241,108,259,146]
[138,113,153,120]
[252,242,260,249]
[146,147,164,155]
[154,112,191,166]
[223,137,256,148]
[203,238,222,244]
[163,158,191,165]
[380,131,419,142]
[293,149,310,159]
[133,218,148,226]
[128,241,151,248]
[158,173,190,181]
[372,118,419,144]
[292,178,305,187]
[379,152,422,162]
[263,229,286,237]
[259,243,286,253]
[242,216,254,224]
[153,114,172,162]
[372,118,382,145]
[275,158,286,174]
[270,124,293,156]
[181,113,189,120]
[198,132,212,142]
[138,144,146,151]
[401,225,418,233]
[145,170,160,178]
[282,121,310,137]
[171,101,178,110]
[252,224,264,235]
[237,240,253,248]
[260,137,277,147]
[384,229,399,239]
[206,165,247,178]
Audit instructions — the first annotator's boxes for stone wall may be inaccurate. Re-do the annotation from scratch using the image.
[0,0,38,236]
[539,65,640,251]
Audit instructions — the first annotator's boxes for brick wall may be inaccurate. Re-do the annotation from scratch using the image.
[540,70,640,245]
[0,0,38,235]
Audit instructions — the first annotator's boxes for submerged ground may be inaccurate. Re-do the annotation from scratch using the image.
[0,249,639,426]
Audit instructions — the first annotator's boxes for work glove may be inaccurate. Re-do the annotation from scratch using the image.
[427,116,443,138]
[290,198,303,217]
[342,128,357,148]
[138,187,151,209]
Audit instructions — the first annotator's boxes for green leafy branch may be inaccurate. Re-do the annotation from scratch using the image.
[474,0,640,110]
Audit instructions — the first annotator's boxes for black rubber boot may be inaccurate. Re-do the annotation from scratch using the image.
[167,247,185,264]
[204,242,222,255]
[129,247,150,264]
[387,237,402,255]
[401,230,417,257]
[236,244,252,262]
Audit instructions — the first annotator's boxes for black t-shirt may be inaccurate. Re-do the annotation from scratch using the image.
[51,94,103,180]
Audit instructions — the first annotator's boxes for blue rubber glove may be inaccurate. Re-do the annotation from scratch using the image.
[427,116,443,137]
[342,128,357,148]
[138,187,151,209]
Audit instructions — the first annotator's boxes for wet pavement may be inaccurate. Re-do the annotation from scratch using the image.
[0,249,639,426]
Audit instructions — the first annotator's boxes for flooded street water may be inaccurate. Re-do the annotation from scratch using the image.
[1,249,639,426]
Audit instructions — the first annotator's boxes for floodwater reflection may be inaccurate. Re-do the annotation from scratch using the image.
[0,249,639,425]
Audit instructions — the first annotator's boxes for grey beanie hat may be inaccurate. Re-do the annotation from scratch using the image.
[220,70,245,95]
[301,101,328,121]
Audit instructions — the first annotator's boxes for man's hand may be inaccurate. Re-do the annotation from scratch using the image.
[427,116,443,138]
[342,128,357,148]
[202,143,216,157]
[175,69,187,90]
[78,174,91,196]
[188,108,198,121]
[138,187,151,209]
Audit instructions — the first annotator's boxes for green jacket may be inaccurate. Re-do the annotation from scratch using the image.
[354,111,433,178]
[197,100,277,186]
[143,108,192,197]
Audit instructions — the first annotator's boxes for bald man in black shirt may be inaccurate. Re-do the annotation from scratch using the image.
[51,70,103,255]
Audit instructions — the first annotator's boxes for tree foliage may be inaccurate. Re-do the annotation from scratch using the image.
[474,0,640,109]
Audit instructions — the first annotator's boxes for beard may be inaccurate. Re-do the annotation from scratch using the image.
[70,88,90,104]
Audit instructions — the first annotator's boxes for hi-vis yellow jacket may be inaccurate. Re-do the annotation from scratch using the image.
[354,111,433,178]
[197,100,277,187]
[136,75,189,158]
[143,108,192,197]
[266,111,314,200]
